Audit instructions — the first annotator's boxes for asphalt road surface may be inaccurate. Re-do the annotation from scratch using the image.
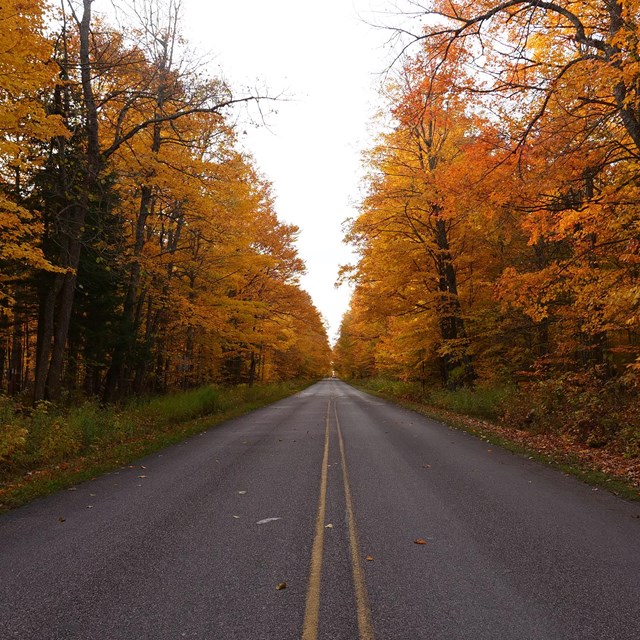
[1,379,639,639]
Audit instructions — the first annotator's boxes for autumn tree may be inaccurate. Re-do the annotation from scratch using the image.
[392,0,640,371]
[338,0,639,425]
[0,0,66,393]
[0,0,330,401]
[344,46,489,387]
[29,0,270,401]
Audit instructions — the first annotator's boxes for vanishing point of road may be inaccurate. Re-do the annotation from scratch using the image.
[1,380,639,639]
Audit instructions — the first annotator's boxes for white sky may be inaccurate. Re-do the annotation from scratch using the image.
[177,0,397,343]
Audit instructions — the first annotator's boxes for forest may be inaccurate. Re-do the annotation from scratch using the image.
[0,0,332,406]
[335,0,640,456]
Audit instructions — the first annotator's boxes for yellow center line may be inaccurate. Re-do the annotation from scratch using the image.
[335,402,376,640]
[301,399,331,640]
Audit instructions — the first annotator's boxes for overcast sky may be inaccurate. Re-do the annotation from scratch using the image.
[177,0,398,343]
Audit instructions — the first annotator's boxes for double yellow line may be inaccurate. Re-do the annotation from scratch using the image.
[301,399,375,640]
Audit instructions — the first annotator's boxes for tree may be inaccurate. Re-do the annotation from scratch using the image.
[0,0,330,401]
[32,0,268,400]
[0,0,66,394]
[345,49,484,387]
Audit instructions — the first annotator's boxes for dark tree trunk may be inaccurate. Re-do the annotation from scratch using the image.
[39,0,101,401]
[8,317,24,396]
[248,351,257,387]
[103,186,153,402]
[433,215,475,388]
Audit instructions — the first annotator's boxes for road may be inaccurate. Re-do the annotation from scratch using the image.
[1,379,639,639]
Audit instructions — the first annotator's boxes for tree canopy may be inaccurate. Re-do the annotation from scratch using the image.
[336,0,639,395]
[0,0,331,401]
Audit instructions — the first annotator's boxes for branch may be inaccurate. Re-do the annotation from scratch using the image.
[102,94,275,158]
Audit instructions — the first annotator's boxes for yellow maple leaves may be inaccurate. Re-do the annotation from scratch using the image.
[336,0,640,387]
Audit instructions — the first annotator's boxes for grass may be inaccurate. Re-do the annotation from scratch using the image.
[358,377,514,420]
[353,377,640,501]
[0,380,312,513]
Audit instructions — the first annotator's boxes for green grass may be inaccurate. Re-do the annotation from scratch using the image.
[356,377,513,420]
[426,385,513,421]
[0,380,312,513]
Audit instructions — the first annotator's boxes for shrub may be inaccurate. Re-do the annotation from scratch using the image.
[38,419,83,462]
[0,397,28,463]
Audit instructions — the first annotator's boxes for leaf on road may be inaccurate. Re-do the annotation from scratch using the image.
[232,515,240,519]
[276,582,287,590]
[257,517,282,525]
[58,516,66,523]
[325,523,333,528]
[366,555,374,561]
[414,538,427,545]
[137,475,147,479]
[238,490,247,495]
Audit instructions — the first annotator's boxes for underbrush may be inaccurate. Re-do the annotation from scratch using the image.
[0,380,310,510]
[500,373,640,457]
[359,377,513,421]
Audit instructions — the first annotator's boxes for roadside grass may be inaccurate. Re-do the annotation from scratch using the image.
[0,380,312,513]
[352,378,640,501]
[359,377,514,420]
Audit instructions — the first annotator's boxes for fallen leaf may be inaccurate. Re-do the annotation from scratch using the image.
[422,464,431,469]
[325,523,333,529]
[414,538,427,545]
[238,490,247,495]
[232,515,240,519]
[87,505,93,509]
[366,555,374,561]
[276,582,287,590]
[58,517,66,523]
[257,517,282,525]
[67,487,77,491]
[137,475,147,479]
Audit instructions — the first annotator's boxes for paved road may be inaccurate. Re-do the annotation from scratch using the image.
[1,380,639,639]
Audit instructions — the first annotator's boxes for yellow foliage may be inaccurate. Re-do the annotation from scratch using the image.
[38,420,83,462]
[0,422,28,462]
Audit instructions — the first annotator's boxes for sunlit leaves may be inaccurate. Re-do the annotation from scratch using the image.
[337,0,640,388]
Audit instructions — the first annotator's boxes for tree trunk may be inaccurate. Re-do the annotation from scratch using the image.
[433,215,475,388]
[8,317,24,395]
[103,186,153,402]
[34,275,58,401]
[41,0,101,401]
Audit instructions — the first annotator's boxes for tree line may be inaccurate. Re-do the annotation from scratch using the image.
[336,0,639,405]
[0,0,331,403]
